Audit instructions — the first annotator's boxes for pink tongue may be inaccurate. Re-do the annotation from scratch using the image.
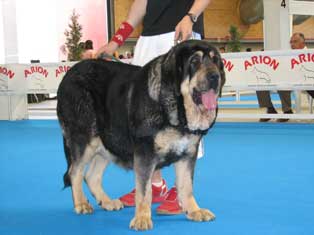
[201,90,217,110]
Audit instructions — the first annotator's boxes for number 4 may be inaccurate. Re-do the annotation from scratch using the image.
[281,0,286,8]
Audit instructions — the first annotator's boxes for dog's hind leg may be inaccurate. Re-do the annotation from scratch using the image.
[85,152,124,211]
[175,158,215,222]
[69,138,100,214]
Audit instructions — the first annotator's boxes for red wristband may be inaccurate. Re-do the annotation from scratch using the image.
[112,21,134,46]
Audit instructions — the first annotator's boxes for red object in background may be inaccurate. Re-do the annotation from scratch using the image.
[112,22,134,46]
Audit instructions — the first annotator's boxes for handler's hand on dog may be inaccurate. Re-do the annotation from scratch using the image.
[95,41,119,59]
[174,16,194,42]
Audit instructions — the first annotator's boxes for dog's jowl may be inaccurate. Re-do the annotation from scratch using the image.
[57,40,225,230]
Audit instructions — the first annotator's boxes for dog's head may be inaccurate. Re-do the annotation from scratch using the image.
[163,40,226,131]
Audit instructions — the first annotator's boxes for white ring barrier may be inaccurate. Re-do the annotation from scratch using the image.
[222,49,314,91]
[1,49,314,120]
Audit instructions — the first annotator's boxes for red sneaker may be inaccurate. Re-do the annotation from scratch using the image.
[156,187,183,215]
[119,179,168,206]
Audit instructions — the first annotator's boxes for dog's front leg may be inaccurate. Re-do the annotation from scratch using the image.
[129,150,155,230]
[175,158,215,222]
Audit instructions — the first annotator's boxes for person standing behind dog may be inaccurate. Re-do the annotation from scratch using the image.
[289,33,314,99]
[81,39,95,59]
[96,0,211,215]
[256,53,293,122]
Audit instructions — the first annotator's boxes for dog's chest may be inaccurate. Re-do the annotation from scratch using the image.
[154,128,200,157]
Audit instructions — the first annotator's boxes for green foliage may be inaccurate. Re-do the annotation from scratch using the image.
[227,25,242,52]
[64,10,83,61]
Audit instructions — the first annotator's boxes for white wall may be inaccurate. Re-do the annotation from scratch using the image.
[16,0,58,63]
[0,0,108,63]
[57,0,108,61]
[0,1,4,64]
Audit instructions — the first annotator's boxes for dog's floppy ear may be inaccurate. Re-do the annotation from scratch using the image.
[162,46,185,96]
[162,42,198,97]
[213,50,226,97]
[207,45,226,97]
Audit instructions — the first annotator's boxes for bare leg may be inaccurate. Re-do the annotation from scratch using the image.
[151,170,162,184]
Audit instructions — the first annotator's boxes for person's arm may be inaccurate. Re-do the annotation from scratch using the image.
[95,0,147,57]
[174,0,211,42]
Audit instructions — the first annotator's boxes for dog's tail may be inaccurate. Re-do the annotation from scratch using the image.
[63,137,72,188]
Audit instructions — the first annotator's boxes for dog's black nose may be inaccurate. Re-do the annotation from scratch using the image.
[207,73,219,90]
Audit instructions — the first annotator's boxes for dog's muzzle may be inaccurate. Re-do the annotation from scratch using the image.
[192,88,218,111]
[192,71,220,111]
[207,73,220,90]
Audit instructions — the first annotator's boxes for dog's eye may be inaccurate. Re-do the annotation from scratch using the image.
[212,55,219,64]
[189,55,202,77]
[190,55,202,67]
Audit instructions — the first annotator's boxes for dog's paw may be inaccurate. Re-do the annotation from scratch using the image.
[187,208,215,222]
[129,216,153,230]
[74,202,94,214]
[100,199,124,211]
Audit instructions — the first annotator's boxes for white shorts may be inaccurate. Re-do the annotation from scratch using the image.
[132,31,204,159]
[132,31,201,66]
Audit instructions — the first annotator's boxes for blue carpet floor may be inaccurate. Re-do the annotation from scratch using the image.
[0,120,313,235]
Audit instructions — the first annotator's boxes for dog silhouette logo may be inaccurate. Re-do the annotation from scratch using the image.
[251,66,271,83]
[0,77,8,90]
[300,65,314,80]
[29,76,45,90]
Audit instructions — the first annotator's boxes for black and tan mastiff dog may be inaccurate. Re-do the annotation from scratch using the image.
[57,40,225,230]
